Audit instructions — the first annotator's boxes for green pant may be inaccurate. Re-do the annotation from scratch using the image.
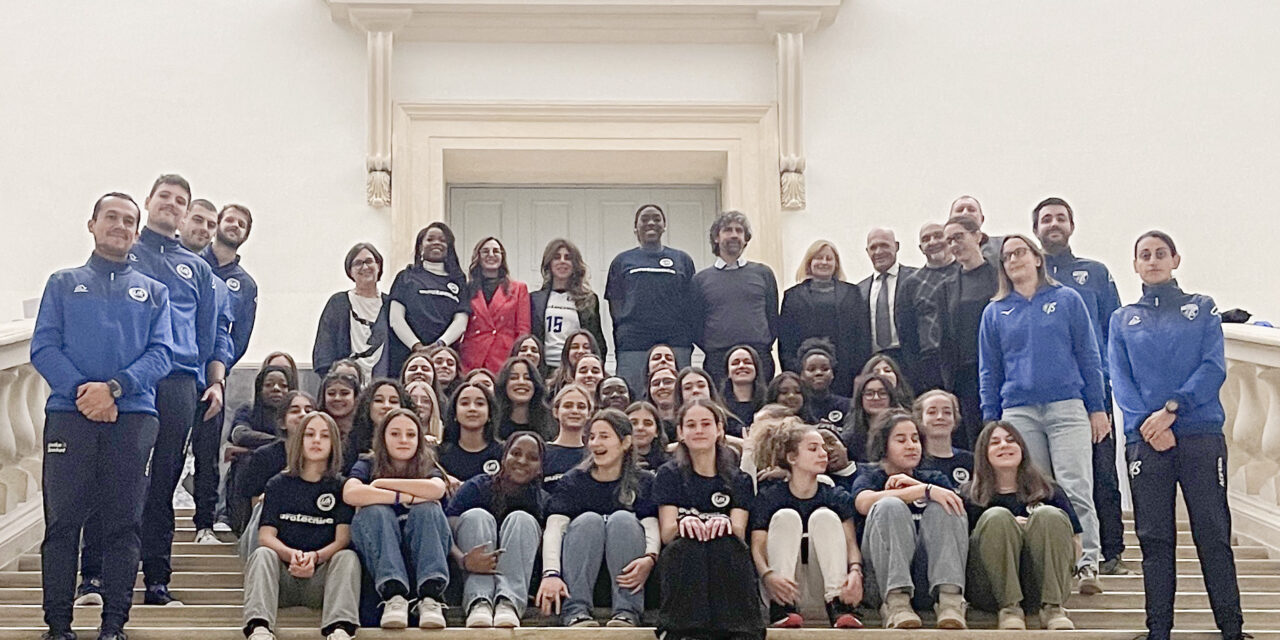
[966,506,1075,612]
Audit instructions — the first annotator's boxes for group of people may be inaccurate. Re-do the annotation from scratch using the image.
[32,179,1245,640]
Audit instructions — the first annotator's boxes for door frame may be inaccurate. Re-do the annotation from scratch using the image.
[389,101,782,273]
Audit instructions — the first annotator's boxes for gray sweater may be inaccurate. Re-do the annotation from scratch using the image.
[691,261,779,352]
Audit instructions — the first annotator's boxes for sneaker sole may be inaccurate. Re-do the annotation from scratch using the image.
[419,618,447,630]
[1079,582,1103,595]
[74,594,103,607]
[605,620,636,628]
[380,616,408,629]
[493,619,520,629]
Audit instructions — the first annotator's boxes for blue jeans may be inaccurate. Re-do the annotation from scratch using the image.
[561,511,646,621]
[350,503,452,599]
[453,508,541,615]
[615,346,692,396]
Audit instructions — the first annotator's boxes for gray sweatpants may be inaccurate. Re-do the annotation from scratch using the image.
[242,546,360,633]
[561,511,646,621]
[861,499,967,607]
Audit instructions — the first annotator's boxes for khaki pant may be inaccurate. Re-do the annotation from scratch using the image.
[966,506,1075,612]
[242,547,360,633]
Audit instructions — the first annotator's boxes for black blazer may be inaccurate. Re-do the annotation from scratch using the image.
[529,287,609,362]
[857,265,925,380]
[778,279,871,396]
[312,291,390,378]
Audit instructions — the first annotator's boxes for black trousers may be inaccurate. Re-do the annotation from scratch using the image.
[1127,433,1243,639]
[189,402,223,530]
[42,411,157,632]
[950,361,983,449]
[82,373,198,586]
[657,536,765,640]
[703,344,775,391]
[1093,432,1126,562]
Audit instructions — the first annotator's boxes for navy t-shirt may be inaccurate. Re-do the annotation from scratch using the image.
[748,481,857,533]
[439,441,503,482]
[543,443,587,491]
[260,473,354,552]
[650,460,754,519]
[919,448,976,488]
[445,473,548,524]
[238,440,286,498]
[802,392,851,430]
[638,445,670,471]
[547,467,658,520]
[604,246,696,350]
[347,457,445,517]
[388,265,470,366]
[964,486,1082,534]
[825,463,865,494]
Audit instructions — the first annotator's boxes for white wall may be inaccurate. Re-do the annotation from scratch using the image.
[5,0,1278,365]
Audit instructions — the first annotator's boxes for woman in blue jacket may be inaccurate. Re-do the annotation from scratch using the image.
[977,234,1107,593]
[1108,231,1244,640]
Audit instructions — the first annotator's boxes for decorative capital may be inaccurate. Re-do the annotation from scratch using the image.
[367,170,392,208]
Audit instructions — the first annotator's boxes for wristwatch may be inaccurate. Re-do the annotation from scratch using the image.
[107,379,123,399]
[1164,399,1180,414]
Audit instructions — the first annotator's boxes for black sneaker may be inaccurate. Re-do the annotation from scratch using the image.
[1100,556,1135,575]
[96,628,127,640]
[825,599,863,629]
[41,630,76,640]
[768,602,802,628]
[143,584,183,607]
[74,577,103,606]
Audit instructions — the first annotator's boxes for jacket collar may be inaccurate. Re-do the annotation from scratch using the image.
[87,252,132,276]
[139,225,180,249]
[1140,279,1186,308]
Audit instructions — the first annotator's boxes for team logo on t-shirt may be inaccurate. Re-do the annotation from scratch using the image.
[1072,270,1089,285]
[128,287,149,303]
[1042,301,1057,315]
[483,459,501,476]
[710,492,730,509]
[619,488,637,507]
[447,282,460,294]
[826,410,844,423]
[176,264,193,279]
[658,258,674,268]
[952,467,970,485]
[316,493,336,512]
[1181,303,1198,321]
[227,278,241,292]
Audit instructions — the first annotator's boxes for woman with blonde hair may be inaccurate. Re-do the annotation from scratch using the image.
[779,240,871,395]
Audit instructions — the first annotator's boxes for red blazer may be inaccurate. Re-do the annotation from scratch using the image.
[460,279,532,373]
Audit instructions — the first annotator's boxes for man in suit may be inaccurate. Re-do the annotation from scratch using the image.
[858,228,925,387]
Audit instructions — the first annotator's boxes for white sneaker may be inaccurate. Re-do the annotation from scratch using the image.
[493,600,521,628]
[417,597,447,629]
[247,626,276,640]
[466,600,494,628]
[325,628,353,640]
[212,521,233,533]
[381,595,409,629]
[193,528,221,545]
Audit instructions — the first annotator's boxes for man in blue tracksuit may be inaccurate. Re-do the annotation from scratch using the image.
[32,193,173,640]
[78,174,221,607]
[1033,197,1130,576]
[1109,231,1244,640]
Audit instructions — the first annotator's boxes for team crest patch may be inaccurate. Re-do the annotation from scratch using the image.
[73,284,88,294]
[483,459,501,476]
[1072,270,1089,285]
[1181,303,1198,321]
[446,282,460,294]
[316,493,336,512]
[711,492,730,509]
[227,278,241,292]
[176,264,193,279]
[619,488,637,507]
[128,287,149,302]
[1128,461,1142,478]
[127,253,138,262]
[659,258,674,268]
[952,467,970,484]
[1042,302,1057,315]
[826,410,844,423]
[1128,315,1141,326]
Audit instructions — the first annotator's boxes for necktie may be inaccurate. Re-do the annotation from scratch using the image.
[875,272,892,351]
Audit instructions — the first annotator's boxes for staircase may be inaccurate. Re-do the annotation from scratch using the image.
[0,510,1277,639]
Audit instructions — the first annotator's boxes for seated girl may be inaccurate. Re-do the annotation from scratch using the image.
[404,380,443,444]
[914,389,975,487]
[849,410,967,629]
[795,339,850,430]
[508,333,545,376]
[439,382,503,482]
[351,379,411,457]
[674,366,742,437]
[425,345,462,402]
[817,427,861,493]
[645,367,679,441]
[535,409,659,627]
[749,422,863,629]
[963,422,1079,631]
[597,376,632,412]
[653,400,764,640]
[242,412,360,640]
[860,354,915,407]
[318,372,362,475]
[235,391,314,551]
[495,356,550,439]
[399,352,436,391]
[229,365,296,449]
[721,345,767,434]
[572,353,605,398]
[343,409,452,629]
[841,373,904,462]
[447,432,550,628]
[626,401,669,471]
[544,384,594,491]
[765,373,805,417]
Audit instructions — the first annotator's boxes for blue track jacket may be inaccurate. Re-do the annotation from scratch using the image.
[129,227,217,383]
[202,247,257,367]
[31,253,173,415]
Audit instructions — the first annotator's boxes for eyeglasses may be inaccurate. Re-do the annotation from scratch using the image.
[863,389,889,399]
[1001,246,1031,263]
[352,258,377,268]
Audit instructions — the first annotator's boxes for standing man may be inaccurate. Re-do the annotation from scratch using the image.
[909,222,959,393]
[180,199,239,545]
[606,203,697,392]
[951,195,1002,268]
[857,229,923,387]
[1034,196,1130,576]
[33,193,173,640]
[690,210,779,385]
[203,203,258,367]
[78,175,220,607]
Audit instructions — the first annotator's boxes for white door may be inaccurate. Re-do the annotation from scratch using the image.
[448,185,721,366]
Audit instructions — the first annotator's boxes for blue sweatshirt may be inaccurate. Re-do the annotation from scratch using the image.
[202,247,257,367]
[1108,280,1225,443]
[978,284,1105,420]
[212,275,235,369]
[1044,249,1121,371]
[31,254,174,415]
[129,227,217,382]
